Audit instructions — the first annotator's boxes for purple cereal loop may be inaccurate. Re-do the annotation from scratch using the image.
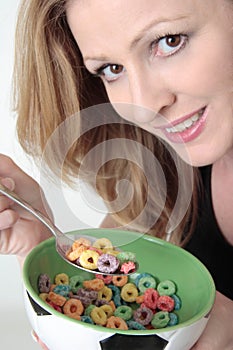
[133,306,153,325]
[97,254,120,273]
[38,274,51,293]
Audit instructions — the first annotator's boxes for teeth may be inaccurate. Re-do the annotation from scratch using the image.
[166,110,203,133]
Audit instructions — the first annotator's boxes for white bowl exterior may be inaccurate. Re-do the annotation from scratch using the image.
[24,288,209,350]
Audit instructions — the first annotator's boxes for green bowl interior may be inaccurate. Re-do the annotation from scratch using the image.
[23,228,215,334]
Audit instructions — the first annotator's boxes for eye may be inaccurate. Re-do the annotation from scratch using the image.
[96,64,125,82]
[152,34,188,57]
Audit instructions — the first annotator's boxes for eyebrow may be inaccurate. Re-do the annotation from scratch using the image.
[84,14,189,63]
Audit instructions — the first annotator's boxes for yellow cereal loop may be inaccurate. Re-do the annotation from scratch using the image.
[90,307,107,326]
[93,238,113,250]
[55,273,69,285]
[98,286,113,302]
[79,250,100,270]
[39,293,48,302]
[100,304,114,318]
[121,283,138,302]
[101,248,119,256]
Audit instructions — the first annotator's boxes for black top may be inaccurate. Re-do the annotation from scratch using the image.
[184,165,233,300]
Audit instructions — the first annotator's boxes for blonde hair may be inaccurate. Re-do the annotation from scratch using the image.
[14,0,199,245]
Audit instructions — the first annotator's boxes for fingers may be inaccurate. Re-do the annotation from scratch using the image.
[31,330,49,350]
[0,177,19,230]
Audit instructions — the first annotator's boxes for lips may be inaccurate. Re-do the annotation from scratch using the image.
[159,107,207,144]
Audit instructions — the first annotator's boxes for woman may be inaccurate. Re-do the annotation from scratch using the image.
[0,0,233,349]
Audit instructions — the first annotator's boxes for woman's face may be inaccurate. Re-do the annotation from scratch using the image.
[67,0,233,166]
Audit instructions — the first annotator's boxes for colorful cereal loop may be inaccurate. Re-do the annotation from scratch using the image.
[63,298,84,320]
[121,283,138,302]
[133,306,153,325]
[157,280,176,296]
[112,275,128,287]
[48,291,66,307]
[106,316,128,330]
[79,250,99,270]
[138,275,157,293]
[83,278,104,291]
[114,305,133,321]
[100,304,114,318]
[97,286,113,302]
[69,275,85,293]
[95,274,113,285]
[168,312,179,326]
[143,288,159,309]
[151,311,170,328]
[54,273,69,285]
[93,238,113,250]
[157,295,175,312]
[90,307,108,326]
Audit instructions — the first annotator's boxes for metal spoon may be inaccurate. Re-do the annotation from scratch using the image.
[0,183,138,275]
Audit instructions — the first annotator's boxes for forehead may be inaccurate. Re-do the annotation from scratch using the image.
[66,0,227,56]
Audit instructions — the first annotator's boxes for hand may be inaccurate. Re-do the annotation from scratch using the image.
[0,154,52,262]
[191,291,233,350]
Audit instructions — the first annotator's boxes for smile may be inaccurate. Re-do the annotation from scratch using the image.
[165,108,205,134]
[159,107,207,144]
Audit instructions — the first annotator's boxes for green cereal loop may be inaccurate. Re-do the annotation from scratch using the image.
[84,304,95,316]
[116,251,136,264]
[157,280,176,296]
[151,311,170,328]
[138,276,156,293]
[69,275,84,293]
[114,305,133,321]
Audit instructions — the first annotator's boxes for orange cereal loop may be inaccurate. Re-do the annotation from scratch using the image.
[90,307,107,326]
[112,275,128,287]
[83,278,105,291]
[106,316,128,330]
[98,286,113,302]
[63,298,84,320]
[109,300,116,312]
[66,245,87,262]
[55,273,69,285]
[100,304,114,318]
[50,284,56,292]
[48,291,66,307]
[72,238,91,250]
[136,295,145,304]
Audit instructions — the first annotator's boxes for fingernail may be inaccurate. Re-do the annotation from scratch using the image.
[31,330,38,343]
[0,177,15,191]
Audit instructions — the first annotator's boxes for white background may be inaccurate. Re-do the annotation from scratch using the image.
[0,1,105,348]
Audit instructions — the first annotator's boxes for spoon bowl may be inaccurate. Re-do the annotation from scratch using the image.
[0,183,138,275]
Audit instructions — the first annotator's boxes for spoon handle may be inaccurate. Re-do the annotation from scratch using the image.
[0,183,60,237]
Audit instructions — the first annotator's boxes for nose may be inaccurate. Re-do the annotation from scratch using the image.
[127,68,176,123]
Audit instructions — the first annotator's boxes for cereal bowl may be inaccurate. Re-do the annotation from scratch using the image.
[23,228,215,350]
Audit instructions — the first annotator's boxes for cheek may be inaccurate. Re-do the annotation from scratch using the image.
[167,34,233,98]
